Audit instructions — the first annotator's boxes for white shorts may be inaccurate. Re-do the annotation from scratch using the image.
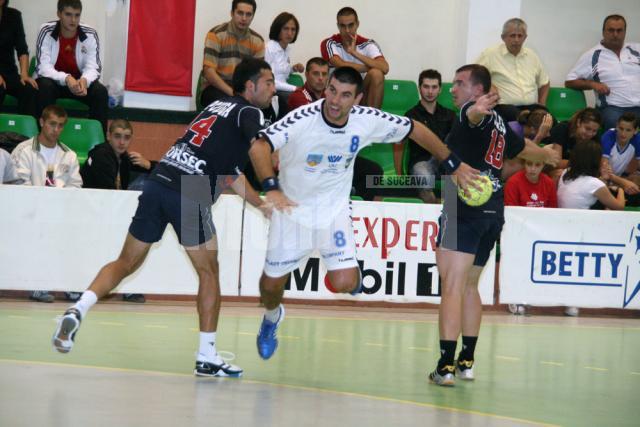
[263,204,358,277]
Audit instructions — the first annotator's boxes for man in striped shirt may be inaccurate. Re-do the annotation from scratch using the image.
[320,7,389,109]
[199,0,264,108]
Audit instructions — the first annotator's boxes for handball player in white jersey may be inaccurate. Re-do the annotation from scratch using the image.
[249,66,480,360]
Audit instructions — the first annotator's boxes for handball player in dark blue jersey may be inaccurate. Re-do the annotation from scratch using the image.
[429,64,559,386]
[52,59,275,377]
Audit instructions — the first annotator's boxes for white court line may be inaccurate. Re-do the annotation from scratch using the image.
[409,347,432,352]
[99,322,125,327]
[143,324,168,329]
[540,361,564,366]
[584,366,608,372]
[496,356,520,362]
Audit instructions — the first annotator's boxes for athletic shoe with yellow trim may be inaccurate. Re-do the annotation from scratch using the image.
[428,365,455,386]
[456,359,475,381]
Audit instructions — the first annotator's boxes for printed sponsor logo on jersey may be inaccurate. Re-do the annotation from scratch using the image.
[161,143,207,174]
[344,156,354,169]
[330,129,346,134]
[328,155,342,163]
[306,154,323,166]
[382,128,399,142]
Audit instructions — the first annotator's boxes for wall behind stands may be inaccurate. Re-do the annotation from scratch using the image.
[11,0,640,110]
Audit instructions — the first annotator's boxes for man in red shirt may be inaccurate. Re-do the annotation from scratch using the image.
[287,57,329,111]
[34,0,107,134]
[504,159,557,207]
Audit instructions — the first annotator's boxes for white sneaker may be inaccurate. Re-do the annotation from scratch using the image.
[428,365,455,386]
[52,308,82,353]
[455,359,475,381]
[564,306,579,317]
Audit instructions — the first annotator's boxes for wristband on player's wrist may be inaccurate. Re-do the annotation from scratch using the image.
[262,176,280,192]
[442,153,462,174]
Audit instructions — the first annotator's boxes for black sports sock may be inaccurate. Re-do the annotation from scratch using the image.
[437,340,457,371]
[458,336,478,361]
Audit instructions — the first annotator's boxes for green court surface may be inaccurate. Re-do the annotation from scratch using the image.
[0,302,639,427]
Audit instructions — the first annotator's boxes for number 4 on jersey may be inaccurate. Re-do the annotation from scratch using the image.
[189,115,217,147]
[484,129,505,169]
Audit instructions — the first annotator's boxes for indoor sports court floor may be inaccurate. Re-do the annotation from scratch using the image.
[0,300,638,427]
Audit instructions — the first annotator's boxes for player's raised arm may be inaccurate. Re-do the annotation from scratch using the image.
[249,137,297,213]
[407,120,481,191]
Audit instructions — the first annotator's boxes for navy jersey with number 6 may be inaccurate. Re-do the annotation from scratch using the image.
[443,101,525,217]
[150,96,265,201]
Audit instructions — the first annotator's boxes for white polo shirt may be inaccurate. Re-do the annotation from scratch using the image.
[566,42,640,108]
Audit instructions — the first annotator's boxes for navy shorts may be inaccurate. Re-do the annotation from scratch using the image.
[129,180,216,247]
[436,212,503,266]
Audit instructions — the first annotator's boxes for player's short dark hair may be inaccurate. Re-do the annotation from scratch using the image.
[41,104,68,121]
[617,112,638,128]
[269,12,299,43]
[58,0,82,12]
[109,119,133,134]
[232,0,256,14]
[232,58,271,94]
[564,140,602,182]
[337,7,358,21]
[418,69,442,87]
[305,57,329,72]
[330,66,364,95]
[456,64,492,93]
[602,14,626,32]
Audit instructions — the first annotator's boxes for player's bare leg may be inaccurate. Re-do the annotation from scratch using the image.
[326,266,361,294]
[186,238,242,377]
[457,265,483,380]
[428,247,475,386]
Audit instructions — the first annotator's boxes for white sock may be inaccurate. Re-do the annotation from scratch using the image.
[264,305,281,323]
[198,332,219,362]
[72,290,98,319]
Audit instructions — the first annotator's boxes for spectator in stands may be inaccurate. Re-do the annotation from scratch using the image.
[264,12,303,118]
[476,18,550,122]
[11,104,82,303]
[403,69,456,203]
[81,118,150,303]
[503,108,553,179]
[0,0,37,117]
[558,140,625,210]
[565,14,640,130]
[34,0,108,134]
[600,112,640,200]
[321,7,388,109]
[557,139,625,317]
[505,158,557,208]
[287,57,329,111]
[0,147,18,183]
[199,0,264,107]
[547,108,602,170]
[81,119,154,191]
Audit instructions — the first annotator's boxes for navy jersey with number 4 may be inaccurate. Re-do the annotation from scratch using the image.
[443,101,525,217]
[150,96,265,200]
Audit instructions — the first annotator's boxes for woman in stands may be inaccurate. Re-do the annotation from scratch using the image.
[557,140,625,210]
[264,12,304,118]
[546,108,602,170]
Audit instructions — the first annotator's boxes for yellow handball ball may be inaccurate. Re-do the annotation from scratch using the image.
[457,175,493,207]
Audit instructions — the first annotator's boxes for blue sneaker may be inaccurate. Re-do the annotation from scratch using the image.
[256,305,284,360]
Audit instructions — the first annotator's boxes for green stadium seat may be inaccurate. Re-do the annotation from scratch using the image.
[546,87,586,123]
[350,195,363,201]
[437,82,458,112]
[357,143,396,176]
[59,118,104,165]
[0,113,38,137]
[286,74,304,87]
[382,197,423,204]
[31,57,89,112]
[381,79,418,116]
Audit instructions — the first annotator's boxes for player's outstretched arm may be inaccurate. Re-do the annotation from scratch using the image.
[229,174,273,218]
[407,121,480,192]
[249,138,297,213]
